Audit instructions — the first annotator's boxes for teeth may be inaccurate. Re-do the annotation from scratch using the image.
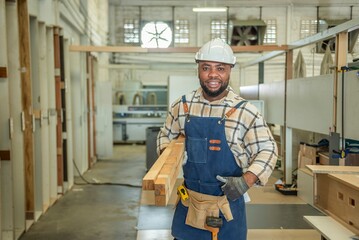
[208,81,219,87]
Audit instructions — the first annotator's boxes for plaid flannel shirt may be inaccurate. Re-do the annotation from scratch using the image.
[157,86,278,185]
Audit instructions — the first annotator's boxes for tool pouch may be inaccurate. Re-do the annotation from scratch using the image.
[181,188,233,230]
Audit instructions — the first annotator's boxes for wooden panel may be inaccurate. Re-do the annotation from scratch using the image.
[286,75,334,134]
[18,0,35,218]
[0,150,11,161]
[0,66,7,78]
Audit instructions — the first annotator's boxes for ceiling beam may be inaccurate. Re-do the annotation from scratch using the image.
[69,45,288,53]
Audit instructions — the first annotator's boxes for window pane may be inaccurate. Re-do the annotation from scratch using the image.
[264,19,277,44]
[300,19,326,39]
[174,19,189,44]
[124,19,139,43]
[211,19,227,40]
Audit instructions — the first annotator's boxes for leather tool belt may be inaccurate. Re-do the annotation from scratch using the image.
[179,186,233,230]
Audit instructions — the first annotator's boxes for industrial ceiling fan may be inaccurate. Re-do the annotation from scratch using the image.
[141,21,172,48]
[231,26,260,46]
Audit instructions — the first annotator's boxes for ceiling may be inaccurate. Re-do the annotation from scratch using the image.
[109,0,359,7]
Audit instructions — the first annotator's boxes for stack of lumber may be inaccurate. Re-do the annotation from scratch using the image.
[142,136,185,206]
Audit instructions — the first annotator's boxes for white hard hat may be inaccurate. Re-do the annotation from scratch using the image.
[195,38,236,66]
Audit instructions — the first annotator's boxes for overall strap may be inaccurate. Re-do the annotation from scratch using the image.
[182,95,190,122]
[219,100,247,123]
[181,95,189,114]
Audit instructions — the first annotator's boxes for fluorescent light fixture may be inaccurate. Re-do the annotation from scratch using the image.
[192,7,227,12]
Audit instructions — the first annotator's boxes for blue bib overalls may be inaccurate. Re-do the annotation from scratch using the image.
[171,96,247,240]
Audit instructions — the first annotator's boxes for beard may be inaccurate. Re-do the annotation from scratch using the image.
[200,80,229,98]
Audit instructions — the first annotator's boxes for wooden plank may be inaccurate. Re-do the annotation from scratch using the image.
[142,141,173,190]
[306,165,359,174]
[18,0,35,219]
[154,138,185,206]
[0,67,7,78]
[0,150,11,161]
[142,136,184,190]
[69,45,288,53]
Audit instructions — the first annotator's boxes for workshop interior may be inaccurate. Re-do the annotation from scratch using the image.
[0,0,359,240]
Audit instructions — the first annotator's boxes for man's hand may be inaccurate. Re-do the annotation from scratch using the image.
[216,175,249,201]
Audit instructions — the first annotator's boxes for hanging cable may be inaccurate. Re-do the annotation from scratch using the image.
[73,159,142,188]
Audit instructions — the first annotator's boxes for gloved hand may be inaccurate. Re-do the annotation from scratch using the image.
[216,175,249,201]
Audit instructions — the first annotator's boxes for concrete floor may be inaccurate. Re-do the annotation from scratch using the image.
[19,144,323,240]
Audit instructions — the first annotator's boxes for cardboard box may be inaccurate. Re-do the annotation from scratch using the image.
[319,152,329,165]
[298,143,329,168]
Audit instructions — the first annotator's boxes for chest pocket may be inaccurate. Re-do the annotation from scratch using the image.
[186,136,207,164]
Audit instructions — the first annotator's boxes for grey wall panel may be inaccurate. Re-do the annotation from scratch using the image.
[239,85,259,100]
[259,81,285,125]
[337,71,359,141]
[287,75,333,134]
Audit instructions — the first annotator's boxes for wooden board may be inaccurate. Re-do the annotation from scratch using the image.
[18,0,35,218]
[306,165,359,174]
[142,136,185,206]
[304,216,356,240]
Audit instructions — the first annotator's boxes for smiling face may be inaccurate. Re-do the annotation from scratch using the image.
[197,61,232,102]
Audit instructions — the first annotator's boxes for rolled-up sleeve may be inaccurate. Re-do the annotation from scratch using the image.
[244,114,278,186]
[156,99,182,155]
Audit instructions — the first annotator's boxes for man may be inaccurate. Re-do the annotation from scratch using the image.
[157,38,278,240]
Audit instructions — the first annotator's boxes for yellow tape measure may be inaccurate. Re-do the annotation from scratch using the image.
[177,185,189,201]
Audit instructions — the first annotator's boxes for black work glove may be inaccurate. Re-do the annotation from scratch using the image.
[216,175,249,201]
